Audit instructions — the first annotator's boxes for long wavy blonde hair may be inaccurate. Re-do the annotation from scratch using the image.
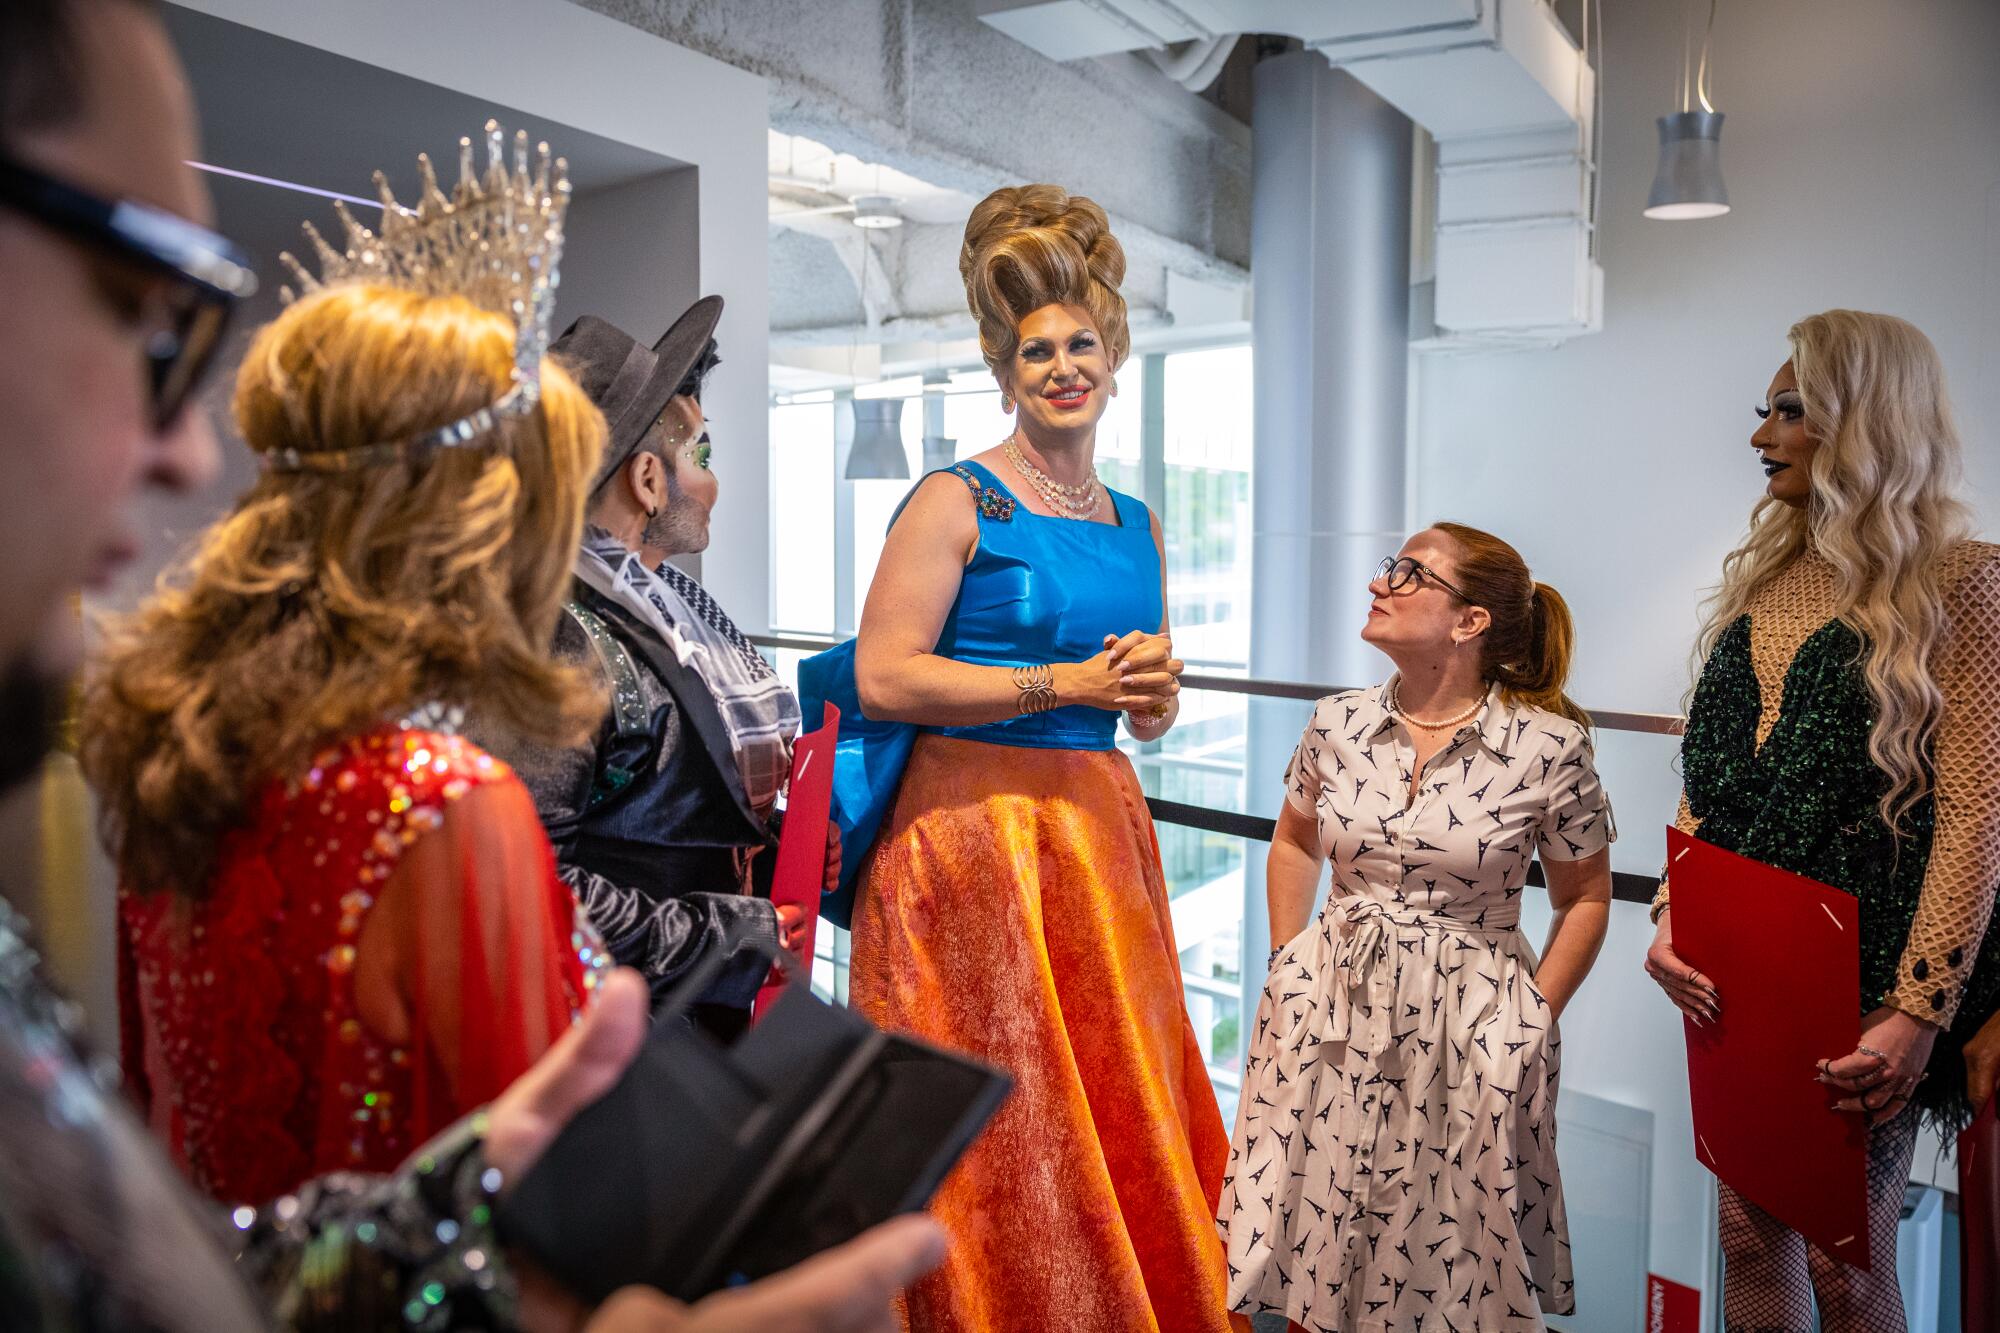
[1693,309,1971,827]
[81,284,606,897]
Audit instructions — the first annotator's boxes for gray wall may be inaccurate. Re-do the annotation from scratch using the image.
[563,168,703,356]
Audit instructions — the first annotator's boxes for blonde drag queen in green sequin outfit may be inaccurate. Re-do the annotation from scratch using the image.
[1646,310,2000,1333]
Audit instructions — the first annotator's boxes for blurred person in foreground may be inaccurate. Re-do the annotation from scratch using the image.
[0,0,939,1326]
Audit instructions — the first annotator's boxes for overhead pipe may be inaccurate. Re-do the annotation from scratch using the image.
[1145,34,1236,92]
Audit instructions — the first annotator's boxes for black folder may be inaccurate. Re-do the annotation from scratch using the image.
[496,932,1010,1302]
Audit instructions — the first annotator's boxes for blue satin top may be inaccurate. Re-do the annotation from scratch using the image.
[925,459,1162,752]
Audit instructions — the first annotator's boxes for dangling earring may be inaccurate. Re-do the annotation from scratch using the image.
[1001,395,1014,414]
[1110,375,1119,396]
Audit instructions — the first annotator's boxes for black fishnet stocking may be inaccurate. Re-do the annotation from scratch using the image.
[1718,1108,1919,1333]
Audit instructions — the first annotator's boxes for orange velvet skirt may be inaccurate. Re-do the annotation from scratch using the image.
[849,733,1238,1333]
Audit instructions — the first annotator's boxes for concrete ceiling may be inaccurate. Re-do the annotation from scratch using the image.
[168,0,1257,382]
[577,0,1254,363]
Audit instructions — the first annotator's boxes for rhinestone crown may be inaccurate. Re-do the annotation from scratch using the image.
[268,120,570,472]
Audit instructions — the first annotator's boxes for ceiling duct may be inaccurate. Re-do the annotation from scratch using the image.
[978,0,1604,348]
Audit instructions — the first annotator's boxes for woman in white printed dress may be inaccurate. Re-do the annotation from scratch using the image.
[1221,523,1615,1333]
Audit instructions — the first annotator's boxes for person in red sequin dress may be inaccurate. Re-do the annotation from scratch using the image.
[84,281,614,1204]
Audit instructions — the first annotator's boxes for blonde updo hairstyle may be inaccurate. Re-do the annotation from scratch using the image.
[959,184,1130,378]
[82,284,606,898]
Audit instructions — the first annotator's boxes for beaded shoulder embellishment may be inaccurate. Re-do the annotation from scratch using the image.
[952,465,1015,522]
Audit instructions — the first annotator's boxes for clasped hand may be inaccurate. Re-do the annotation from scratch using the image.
[1816,1006,1937,1127]
[1066,630,1183,712]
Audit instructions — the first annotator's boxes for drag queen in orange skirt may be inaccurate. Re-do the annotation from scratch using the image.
[843,185,1238,1332]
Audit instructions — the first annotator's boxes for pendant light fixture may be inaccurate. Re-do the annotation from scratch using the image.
[1645,0,1730,221]
[841,230,910,478]
[846,397,910,479]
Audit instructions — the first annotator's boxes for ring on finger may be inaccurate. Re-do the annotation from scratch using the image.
[1856,1043,1890,1061]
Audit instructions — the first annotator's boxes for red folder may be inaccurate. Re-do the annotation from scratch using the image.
[1666,826,1871,1269]
[1962,1090,2000,1329]
[753,703,840,1019]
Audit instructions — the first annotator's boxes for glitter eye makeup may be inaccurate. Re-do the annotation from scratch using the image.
[1755,393,1804,423]
[690,436,712,470]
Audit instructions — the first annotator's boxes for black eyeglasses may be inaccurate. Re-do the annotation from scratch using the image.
[0,153,256,430]
[1378,555,1474,602]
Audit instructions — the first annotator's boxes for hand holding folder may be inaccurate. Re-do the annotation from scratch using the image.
[497,924,1010,1302]
[1666,826,1872,1268]
[756,703,840,1019]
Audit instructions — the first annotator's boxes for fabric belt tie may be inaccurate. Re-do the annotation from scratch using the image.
[1320,899,1523,1093]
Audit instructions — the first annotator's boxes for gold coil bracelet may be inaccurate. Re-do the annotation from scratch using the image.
[1012,663,1059,715]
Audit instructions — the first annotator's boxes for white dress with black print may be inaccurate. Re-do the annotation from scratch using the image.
[1220,682,1616,1332]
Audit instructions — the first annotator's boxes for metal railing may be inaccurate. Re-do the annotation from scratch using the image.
[751,632,1673,905]
[750,632,1683,735]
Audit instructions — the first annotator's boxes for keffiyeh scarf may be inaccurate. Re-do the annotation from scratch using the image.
[576,528,799,815]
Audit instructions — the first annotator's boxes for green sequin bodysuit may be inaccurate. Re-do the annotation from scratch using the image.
[1683,616,1935,1009]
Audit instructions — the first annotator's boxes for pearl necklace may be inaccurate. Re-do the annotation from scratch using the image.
[1386,679,1483,731]
[1004,433,1102,521]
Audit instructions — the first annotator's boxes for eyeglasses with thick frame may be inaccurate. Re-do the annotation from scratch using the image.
[1378,554,1475,603]
[0,153,256,430]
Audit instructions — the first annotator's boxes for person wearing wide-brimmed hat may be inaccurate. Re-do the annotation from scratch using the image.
[481,297,818,1025]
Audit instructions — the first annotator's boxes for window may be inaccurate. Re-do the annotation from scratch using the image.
[848,379,923,617]
[1124,344,1255,1117]
[769,397,836,634]
[942,388,1008,462]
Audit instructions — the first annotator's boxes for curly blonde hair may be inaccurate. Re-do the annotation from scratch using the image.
[1694,309,1972,827]
[81,285,606,897]
[959,184,1129,373]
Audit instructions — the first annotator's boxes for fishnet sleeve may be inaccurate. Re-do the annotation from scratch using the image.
[1887,544,2000,1026]
[1651,792,1703,919]
[1674,793,1702,837]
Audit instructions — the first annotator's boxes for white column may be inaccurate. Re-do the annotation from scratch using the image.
[1243,50,1412,982]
